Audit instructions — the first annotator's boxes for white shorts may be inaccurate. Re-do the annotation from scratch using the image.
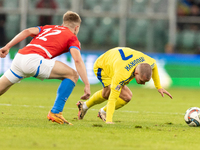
[4,53,55,83]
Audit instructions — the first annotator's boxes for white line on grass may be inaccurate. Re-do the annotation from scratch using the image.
[0,103,184,115]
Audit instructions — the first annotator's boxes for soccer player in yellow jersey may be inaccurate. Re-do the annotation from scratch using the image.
[77,47,173,124]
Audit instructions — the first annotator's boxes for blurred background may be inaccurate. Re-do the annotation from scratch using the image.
[0,0,200,53]
[0,0,200,88]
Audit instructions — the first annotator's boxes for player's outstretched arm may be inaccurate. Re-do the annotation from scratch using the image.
[0,27,39,58]
[158,88,173,99]
[70,48,91,100]
[151,63,172,99]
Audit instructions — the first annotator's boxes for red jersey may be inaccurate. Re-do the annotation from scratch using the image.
[18,25,81,59]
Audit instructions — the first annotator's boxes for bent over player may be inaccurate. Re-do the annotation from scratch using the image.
[0,11,90,125]
[77,47,172,124]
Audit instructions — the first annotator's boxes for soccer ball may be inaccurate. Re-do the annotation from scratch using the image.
[184,107,200,127]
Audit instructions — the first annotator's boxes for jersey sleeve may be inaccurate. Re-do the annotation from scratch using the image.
[68,36,81,52]
[152,63,162,89]
[106,88,121,122]
[106,74,124,122]
[36,26,42,33]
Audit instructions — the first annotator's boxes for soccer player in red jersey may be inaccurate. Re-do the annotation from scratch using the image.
[0,11,91,125]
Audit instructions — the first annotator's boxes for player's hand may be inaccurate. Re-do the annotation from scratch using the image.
[158,88,173,99]
[0,46,9,58]
[80,85,90,100]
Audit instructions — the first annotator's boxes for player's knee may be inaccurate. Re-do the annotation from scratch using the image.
[102,92,109,99]
[71,70,79,83]
[102,89,110,99]
[127,95,132,102]
[63,69,78,83]
[124,92,132,102]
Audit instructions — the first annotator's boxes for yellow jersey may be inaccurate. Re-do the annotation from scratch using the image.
[94,47,162,122]
[95,47,162,90]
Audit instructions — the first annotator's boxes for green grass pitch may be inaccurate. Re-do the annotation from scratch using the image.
[0,79,200,150]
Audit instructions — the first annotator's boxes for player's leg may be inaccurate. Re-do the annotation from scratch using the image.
[49,60,78,113]
[46,60,78,124]
[98,85,132,122]
[77,66,110,120]
[85,86,110,108]
[86,66,112,107]
[93,86,110,121]
[0,55,24,96]
[48,60,78,82]
[116,85,132,109]
[102,85,132,112]
[77,87,109,120]
[0,75,14,96]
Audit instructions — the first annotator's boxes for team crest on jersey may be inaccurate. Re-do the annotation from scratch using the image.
[115,84,121,91]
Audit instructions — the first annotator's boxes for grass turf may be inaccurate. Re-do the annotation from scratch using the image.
[0,80,200,150]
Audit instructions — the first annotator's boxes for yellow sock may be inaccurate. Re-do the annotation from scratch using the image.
[103,106,107,112]
[85,89,107,108]
[115,98,128,110]
[103,97,128,112]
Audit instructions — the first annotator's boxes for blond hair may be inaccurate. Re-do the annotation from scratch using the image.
[138,63,152,80]
[63,11,81,28]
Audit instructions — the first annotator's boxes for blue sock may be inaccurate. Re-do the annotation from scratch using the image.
[51,78,75,113]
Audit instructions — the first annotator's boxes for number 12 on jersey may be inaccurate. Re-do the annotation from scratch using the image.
[36,28,61,41]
